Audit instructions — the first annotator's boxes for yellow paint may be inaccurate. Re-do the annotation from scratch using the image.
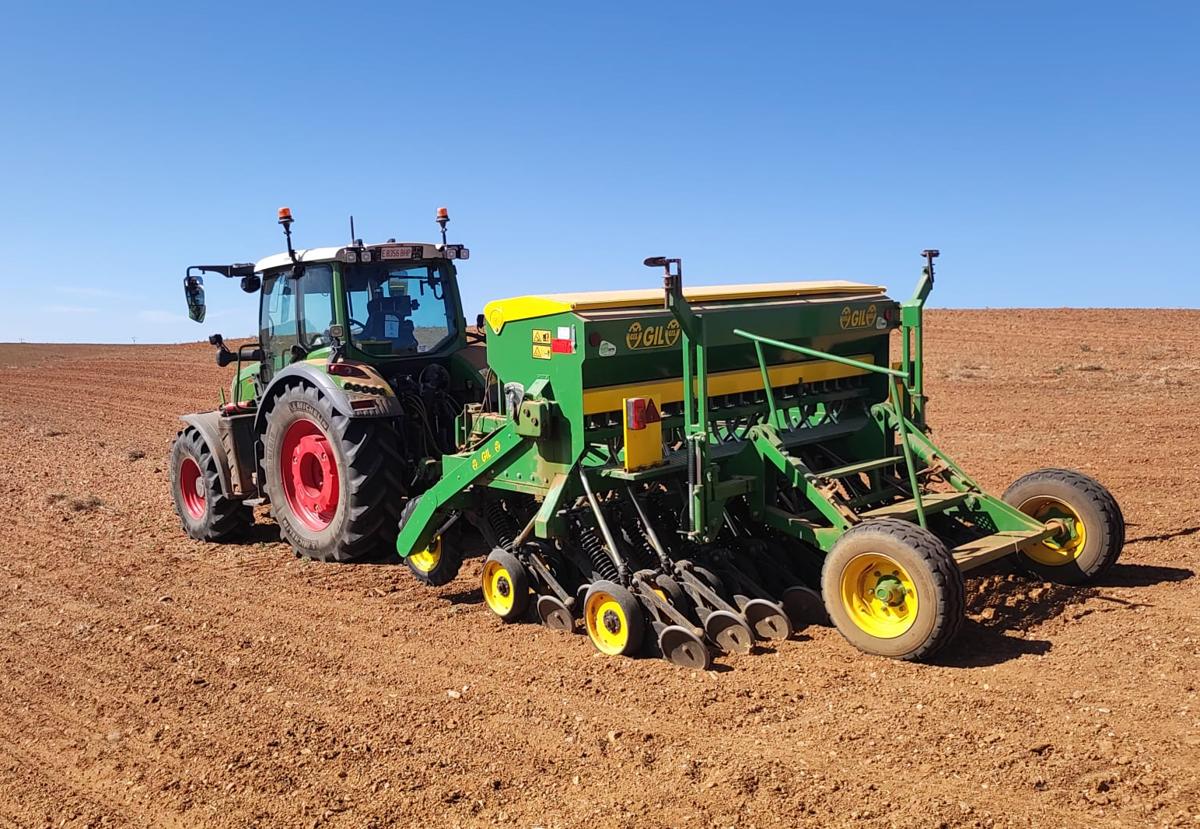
[584,590,631,655]
[622,397,664,472]
[408,536,442,573]
[483,280,885,333]
[626,319,681,350]
[1019,497,1088,566]
[532,344,552,360]
[482,559,515,616]
[582,354,875,415]
[532,329,551,344]
[839,552,919,640]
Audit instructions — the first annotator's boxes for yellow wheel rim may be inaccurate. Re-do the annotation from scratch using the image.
[839,553,919,639]
[408,536,442,573]
[585,590,630,655]
[482,559,516,615]
[1020,497,1087,566]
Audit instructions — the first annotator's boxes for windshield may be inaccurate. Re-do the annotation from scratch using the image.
[345,262,457,356]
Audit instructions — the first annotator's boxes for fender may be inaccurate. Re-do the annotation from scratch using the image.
[252,360,402,436]
[180,411,237,497]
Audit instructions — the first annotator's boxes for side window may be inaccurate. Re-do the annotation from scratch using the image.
[260,271,299,372]
[297,265,336,347]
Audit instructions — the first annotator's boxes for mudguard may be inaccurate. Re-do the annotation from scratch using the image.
[180,411,236,497]
[252,360,402,437]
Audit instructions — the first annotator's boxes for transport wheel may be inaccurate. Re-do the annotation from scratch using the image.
[169,426,252,542]
[1002,468,1123,585]
[262,384,402,563]
[658,626,712,670]
[400,498,463,586]
[482,549,530,622]
[822,518,964,661]
[583,581,645,657]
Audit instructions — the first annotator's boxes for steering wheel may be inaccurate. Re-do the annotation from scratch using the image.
[348,318,366,336]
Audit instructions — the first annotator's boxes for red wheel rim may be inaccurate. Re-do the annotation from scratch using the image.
[279,418,340,531]
[179,456,206,519]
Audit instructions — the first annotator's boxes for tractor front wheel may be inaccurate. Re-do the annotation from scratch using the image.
[262,384,402,563]
[822,518,964,661]
[1003,468,1122,585]
[169,426,253,542]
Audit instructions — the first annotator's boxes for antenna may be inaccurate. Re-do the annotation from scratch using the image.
[349,215,356,245]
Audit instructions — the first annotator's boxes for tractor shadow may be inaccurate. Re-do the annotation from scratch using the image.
[228,523,287,546]
[932,561,1194,669]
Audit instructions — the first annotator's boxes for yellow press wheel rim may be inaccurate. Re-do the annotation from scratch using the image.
[1020,497,1087,566]
[408,536,442,573]
[584,590,631,655]
[839,553,919,640]
[482,559,516,615]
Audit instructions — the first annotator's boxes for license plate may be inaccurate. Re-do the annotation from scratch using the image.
[380,245,417,260]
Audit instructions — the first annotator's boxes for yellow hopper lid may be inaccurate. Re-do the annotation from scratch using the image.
[483,280,885,333]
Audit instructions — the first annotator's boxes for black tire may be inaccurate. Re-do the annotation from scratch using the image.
[169,426,253,542]
[262,383,403,563]
[1002,468,1123,585]
[822,518,964,661]
[400,497,463,586]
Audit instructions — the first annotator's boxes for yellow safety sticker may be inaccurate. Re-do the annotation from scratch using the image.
[532,344,552,360]
[532,329,552,344]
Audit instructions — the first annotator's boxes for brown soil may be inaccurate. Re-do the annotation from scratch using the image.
[0,310,1197,828]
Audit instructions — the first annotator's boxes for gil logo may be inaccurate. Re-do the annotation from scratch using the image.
[839,303,877,330]
[626,318,681,350]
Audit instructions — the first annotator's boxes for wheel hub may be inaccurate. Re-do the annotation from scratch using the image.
[873,575,906,605]
[178,456,206,520]
[602,609,622,634]
[279,419,341,531]
[496,576,511,598]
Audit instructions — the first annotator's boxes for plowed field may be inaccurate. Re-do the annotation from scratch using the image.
[1,309,1197,828]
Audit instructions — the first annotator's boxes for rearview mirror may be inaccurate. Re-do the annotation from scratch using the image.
[240,274,261,293]
[184,275,206,323]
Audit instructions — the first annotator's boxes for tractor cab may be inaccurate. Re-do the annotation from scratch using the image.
[249,242,469,382]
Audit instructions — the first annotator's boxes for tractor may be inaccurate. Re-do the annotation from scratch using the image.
[170,207,485,578]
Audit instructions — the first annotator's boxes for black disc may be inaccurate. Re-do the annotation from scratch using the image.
[536,594,575,632]
[743,598,793,641]
[782,585,830,628]
[658,625,712,670]
[703,610,753,654]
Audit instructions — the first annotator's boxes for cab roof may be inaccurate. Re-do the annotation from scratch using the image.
[483,280,886,333]
[253,242,447,273]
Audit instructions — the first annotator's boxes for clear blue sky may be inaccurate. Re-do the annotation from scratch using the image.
[0,2,1196,343]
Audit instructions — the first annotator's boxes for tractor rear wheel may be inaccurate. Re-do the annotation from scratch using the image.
[262,384,402,563]
[169,426,253,542]
[1002,468,1122,584]
[822,518,964,661]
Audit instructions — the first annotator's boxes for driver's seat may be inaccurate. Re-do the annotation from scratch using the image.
[364,296,417,347]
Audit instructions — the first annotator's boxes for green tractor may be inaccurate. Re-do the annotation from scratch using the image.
[170,207,485,576]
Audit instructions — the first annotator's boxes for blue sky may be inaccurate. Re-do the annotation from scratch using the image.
[0,2,1196,343]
